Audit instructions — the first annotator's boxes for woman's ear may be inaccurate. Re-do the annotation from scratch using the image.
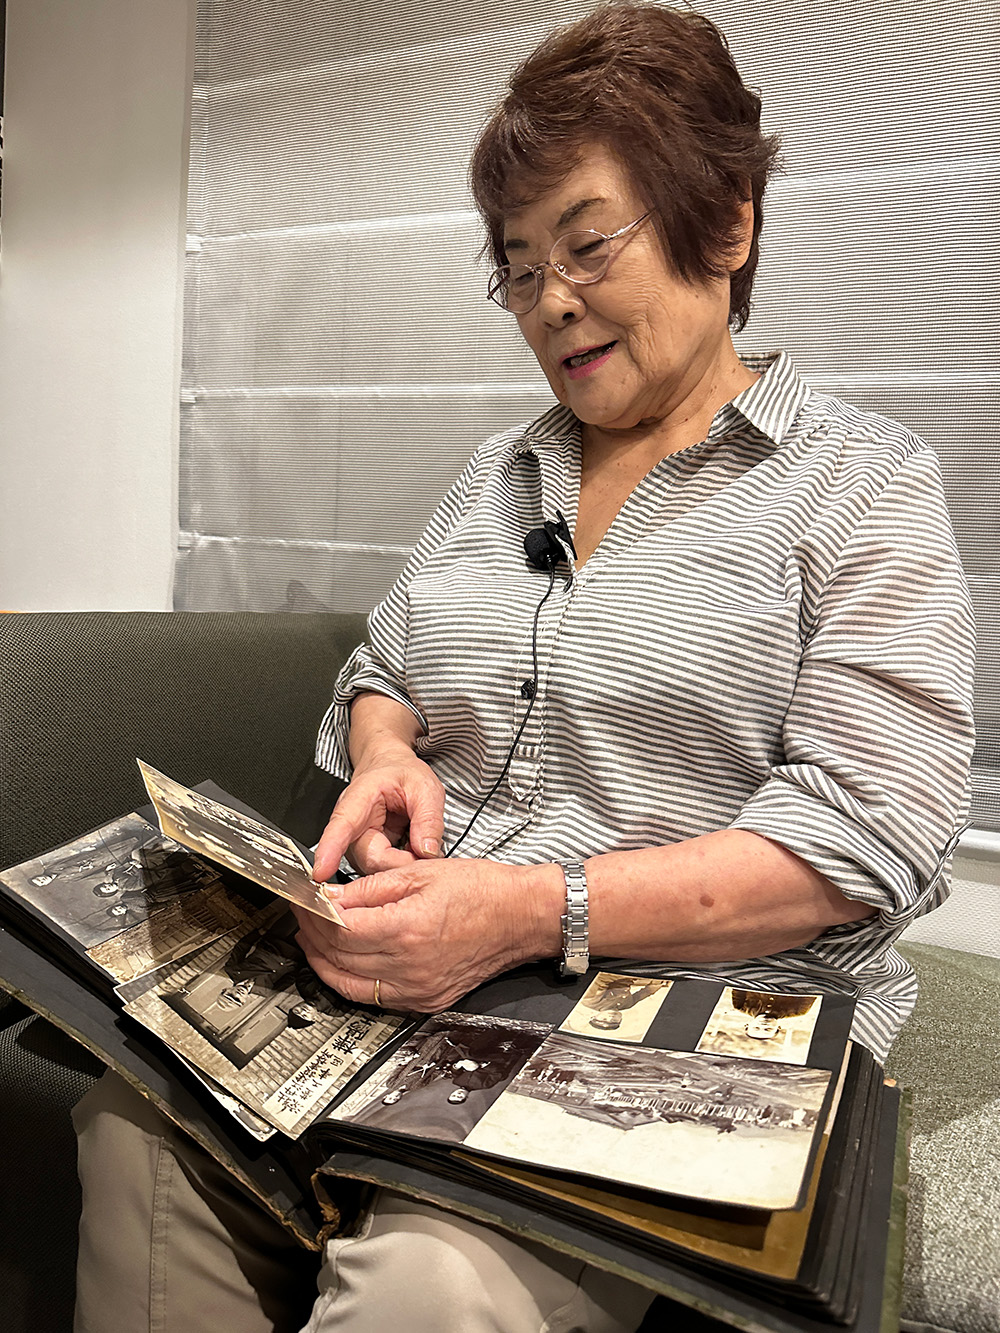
[727,197,755,273]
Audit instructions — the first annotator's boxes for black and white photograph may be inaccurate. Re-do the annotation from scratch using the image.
[326,1013,550,1144]
[174,1054,277,1143]
[138,760,345,926]
[559,972,672,1043]
[119,901,405,1136]
[464,1031,832,1210]
[696,989,823,1065]
[0,813,235,980]
[86,876,258,983]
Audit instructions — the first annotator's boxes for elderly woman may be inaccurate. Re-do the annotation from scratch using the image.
[73,5,974,1333]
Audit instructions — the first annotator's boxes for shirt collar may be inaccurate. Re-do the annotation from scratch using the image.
[514,404,579,456]
[716,350,810,446]
[514,350,809,456]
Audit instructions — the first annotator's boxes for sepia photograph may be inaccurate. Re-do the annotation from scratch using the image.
[326,1012,550,1144]
[174,1053,277,1142]
[696,989,823,1065]
[464,1030,832,1210]
[559,972,673,1043]
[0,814,224,956]
[119,901,404,1136]
[137,760,345,926]
[86,877,258,983]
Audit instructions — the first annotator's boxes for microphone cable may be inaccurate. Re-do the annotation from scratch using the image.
[445,559,558,858]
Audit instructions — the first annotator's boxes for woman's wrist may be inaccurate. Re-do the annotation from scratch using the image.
[350,731,420,774]
[511,861,566,963]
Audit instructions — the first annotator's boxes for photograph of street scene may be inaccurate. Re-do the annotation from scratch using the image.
[0,813,252,981]
[696,989,822,1065]
[326,1012,550,1143]
[559,972,672,1043]
[137,760,345,925]
[119,902,404,1135]
[464,1031,832,1210]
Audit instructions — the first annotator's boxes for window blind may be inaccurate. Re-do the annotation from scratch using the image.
[178,0,1000,828]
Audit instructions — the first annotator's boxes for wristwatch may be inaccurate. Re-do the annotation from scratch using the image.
[559,861,589,977]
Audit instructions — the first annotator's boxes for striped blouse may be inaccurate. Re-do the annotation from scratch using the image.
[316,352,976,1060]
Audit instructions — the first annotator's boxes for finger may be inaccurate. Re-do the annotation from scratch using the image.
[326,868,417,912]
[405,788,446,859]
[296,932,395,977]
[313,797,379,883]
[291,904,342,954]
[296,936,400,1010]
[294,895,400,959]
[348,828,418,874]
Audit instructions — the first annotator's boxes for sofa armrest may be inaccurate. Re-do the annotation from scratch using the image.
[887,943,1000,1333]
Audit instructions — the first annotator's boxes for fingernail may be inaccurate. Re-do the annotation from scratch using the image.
[421,838,441,857]
[320,883,343,900]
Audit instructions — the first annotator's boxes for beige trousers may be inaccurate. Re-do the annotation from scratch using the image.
[73,1072,655,1333]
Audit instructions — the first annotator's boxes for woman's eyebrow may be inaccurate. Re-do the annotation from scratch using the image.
[503,196,609,254]
[556,196,607,227]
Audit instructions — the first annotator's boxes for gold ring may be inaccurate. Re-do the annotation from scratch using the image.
[372,978,382,1008]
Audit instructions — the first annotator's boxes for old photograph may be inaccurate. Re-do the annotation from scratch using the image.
[559,972,672,1043]
[464,1031,831,1210]
[87,877,258,983]
[137,760,345,926]
[174,1054,277,1142]
[119,901,405,1136]
[326,1012,550,1144]
[696,989,823,1065]
[0,813,223,954]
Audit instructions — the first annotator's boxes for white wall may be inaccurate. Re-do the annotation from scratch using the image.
[0,0,196,610]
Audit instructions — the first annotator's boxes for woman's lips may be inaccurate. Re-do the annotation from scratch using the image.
[562,341,617,380]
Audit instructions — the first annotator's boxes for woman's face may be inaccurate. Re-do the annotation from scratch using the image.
[504,145,748,437]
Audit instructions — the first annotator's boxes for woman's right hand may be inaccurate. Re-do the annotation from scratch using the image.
[311,693,445,883]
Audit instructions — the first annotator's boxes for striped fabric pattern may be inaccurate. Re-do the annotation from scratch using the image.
[316,352,976,1060]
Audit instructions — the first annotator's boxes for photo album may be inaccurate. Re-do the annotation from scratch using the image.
[0,762,905,1333]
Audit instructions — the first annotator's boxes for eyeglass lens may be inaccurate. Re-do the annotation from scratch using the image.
[490,231,613,313]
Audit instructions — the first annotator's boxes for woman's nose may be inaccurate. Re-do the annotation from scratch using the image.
[536,271,585,324]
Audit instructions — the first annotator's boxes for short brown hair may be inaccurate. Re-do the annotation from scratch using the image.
[469,2,780,331]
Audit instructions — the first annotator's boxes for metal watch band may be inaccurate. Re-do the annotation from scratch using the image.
[559,861,589,978]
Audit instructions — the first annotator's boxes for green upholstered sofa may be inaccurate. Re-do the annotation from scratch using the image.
[1,611,997,1333]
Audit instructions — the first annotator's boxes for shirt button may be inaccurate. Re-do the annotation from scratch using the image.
[519,679,536,700]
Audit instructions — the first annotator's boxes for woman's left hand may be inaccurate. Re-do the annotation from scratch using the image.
[291,857,562,1012]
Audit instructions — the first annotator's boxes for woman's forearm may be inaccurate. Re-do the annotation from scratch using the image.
[347,691,425,771]
[520,829,876,966]
[342,698,875,965]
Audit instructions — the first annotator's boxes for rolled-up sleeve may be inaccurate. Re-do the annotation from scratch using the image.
[314,450,482,780]
[730,447,976,947]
